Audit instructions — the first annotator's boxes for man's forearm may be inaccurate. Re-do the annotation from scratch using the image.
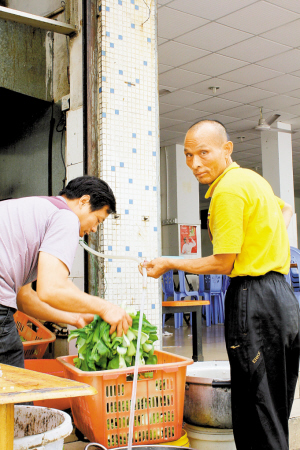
[169,254,234,275]
[37,278,109,316]
[17,285,82,327]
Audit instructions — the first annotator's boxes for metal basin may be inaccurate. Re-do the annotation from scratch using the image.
[85,446,193,450]
[183,361,232,429]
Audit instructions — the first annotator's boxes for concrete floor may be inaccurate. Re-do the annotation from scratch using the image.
[64,321,300,449]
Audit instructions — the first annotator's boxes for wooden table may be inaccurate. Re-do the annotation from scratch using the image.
[0,363,97,450]
[162,300,210,362]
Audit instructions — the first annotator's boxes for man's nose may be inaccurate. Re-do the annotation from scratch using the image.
[91,225,98,233]
[192,155,203,169]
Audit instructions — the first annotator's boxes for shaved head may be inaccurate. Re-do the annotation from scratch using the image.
[184,119,233,185]
[187,120,229,147]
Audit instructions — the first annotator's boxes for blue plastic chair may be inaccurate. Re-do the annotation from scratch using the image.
[178,271,200,326]
[199,275,223,326]
[208,275,224,325]
[198,275,212,326]
[289,247,300,305]
[162,270,185,328]
[221,275,231,318]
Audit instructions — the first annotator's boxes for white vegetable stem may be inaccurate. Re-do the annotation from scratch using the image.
[128,267,147,450]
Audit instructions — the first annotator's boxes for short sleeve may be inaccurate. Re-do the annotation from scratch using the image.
[209,193,244,255]
[276,196,285,210]
[39,210,80,273]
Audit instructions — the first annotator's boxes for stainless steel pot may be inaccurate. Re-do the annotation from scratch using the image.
[183,361,232,429]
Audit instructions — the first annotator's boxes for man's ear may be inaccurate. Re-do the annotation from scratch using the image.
[79,195,91,208]
[224,141,233,158]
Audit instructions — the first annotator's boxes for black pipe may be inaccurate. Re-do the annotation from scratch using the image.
[48,102,55,196]
[82,0,88,177]
[82,0,89,293]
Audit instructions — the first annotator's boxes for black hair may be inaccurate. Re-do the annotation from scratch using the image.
[188,119,230,141]
[59,176,116,213]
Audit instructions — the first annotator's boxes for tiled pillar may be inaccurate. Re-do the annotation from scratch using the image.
[97,1,161,334]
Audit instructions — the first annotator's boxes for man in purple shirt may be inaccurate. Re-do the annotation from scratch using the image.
[0,175,132,368]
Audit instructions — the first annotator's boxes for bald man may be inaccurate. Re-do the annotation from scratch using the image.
[143,120,300,450]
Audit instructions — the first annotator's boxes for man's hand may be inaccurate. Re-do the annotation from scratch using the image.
[139,258,171,279]
[73,313,95,329]
[101,302,132,336]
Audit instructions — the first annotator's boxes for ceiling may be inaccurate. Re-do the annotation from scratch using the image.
[157,0,300,201]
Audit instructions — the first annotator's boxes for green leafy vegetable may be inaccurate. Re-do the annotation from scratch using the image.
[68,311,158,371]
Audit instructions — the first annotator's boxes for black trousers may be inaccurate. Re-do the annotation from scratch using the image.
[0,304,24,368]
[225,272,300,450]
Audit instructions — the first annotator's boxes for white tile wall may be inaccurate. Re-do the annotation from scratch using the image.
[98,0,161,333]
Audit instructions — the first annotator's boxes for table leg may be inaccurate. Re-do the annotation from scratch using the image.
[0,403,14,449]
[192,308,204,362]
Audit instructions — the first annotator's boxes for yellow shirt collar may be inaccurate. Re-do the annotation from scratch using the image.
[205,162,240,199]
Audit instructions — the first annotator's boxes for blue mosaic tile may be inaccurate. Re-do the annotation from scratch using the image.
[118,0,122,4]
[110,88,114,93]
[126,246,130,251]
[128,82,132,87]
[102,50,106,56]
[106,31,110,37]
[131,23,135,29]
[152,304,155,309]
[106,6,110,11]
[132,133,136,138]
[102,112,106,118]
[132,148,137,153]
[108,246,112,251]
[153,151,156,156]
[147,37,151,43]
[120,162,124,167]
[111,166,115,171]
[138,252,142,257]
[99,87,102,93]
[145,186,149,190]
[129,199,133,204]
[118,35,123,40]
[135,5,139,9]
[125,210,129,214]
[110,43,114,48]
[131,0,134,3]
[148,106,151,111]
[144,61,147,66]
[148,131,152,136]
[136,79,140,84]
[117,267,121,273]
[129,179,133,183]
[153,186,157,191]
[119,70,123,75]
[115,110,119,115]
[108,259,112,262]
[102,76,106,81]
[99,6,101,11]
[154,227,157,232]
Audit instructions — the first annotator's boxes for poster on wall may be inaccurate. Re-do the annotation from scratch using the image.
[180,225,197,255]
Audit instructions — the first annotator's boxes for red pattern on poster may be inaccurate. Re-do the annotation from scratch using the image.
[180,225,197,254]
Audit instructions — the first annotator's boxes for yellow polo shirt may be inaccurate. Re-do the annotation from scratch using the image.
[206,163,290,277]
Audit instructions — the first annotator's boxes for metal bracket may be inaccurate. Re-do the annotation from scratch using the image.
[0,6,77,35]
[162,218,177,225]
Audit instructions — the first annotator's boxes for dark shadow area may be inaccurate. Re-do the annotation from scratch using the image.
[0,88,65,199]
